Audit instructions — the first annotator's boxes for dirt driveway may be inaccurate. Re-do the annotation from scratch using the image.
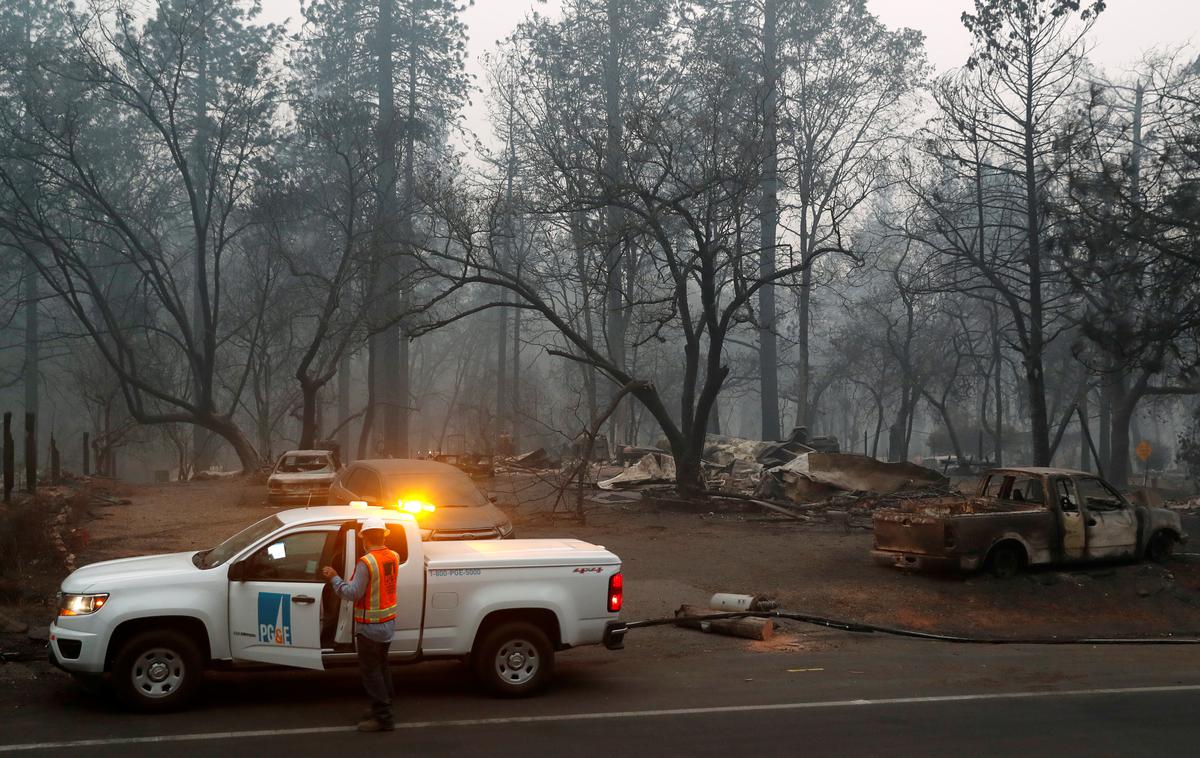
[2,473,1199,714]
[73,475,1200,640]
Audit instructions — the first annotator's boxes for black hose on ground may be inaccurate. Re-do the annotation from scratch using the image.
[616,609,1200,645]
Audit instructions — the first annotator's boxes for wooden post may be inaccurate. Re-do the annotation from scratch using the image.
[82,433,90,476]
[24,412,36,493]
[2,412,12,503]
[50,435,60,484]
[674,605,774,641]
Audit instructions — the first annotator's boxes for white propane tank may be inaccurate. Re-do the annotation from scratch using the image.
[710,593,766,612]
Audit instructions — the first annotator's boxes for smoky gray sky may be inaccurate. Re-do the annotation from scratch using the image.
[260,0,1199,146]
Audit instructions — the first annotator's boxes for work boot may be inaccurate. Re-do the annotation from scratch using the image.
[357,717,395,733]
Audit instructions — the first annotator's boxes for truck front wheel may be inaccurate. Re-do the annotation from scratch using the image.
[112,630,203,712]
[473,621,554,698]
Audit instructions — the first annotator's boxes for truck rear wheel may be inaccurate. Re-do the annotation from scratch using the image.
[1146,531,1178,563]
[473,621,554,698]
[112,630,203,713]
[986,543,1025,579]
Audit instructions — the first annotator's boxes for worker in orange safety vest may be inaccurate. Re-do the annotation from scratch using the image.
[323,517,400,732]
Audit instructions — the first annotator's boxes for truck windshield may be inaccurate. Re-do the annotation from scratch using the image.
[195,515,284,569]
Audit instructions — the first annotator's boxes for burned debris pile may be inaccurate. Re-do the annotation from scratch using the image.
[502,427,952,525]
[757,452,948,503]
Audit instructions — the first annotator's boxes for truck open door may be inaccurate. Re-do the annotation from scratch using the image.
[1054,477,1085,561]
[334,518,424,659]
[1077,477,1138,560]
[226,527,335,671]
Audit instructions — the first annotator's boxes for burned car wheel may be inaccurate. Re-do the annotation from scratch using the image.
[1146,531,1178,563]
[986,542,1025,579]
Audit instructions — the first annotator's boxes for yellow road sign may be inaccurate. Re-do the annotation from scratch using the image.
[1136,440,1152,462]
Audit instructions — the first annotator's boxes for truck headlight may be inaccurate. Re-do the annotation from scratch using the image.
[58,593,109,617]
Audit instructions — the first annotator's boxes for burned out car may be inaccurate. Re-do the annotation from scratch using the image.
[872,467,1186,577]
[266,449,340,505]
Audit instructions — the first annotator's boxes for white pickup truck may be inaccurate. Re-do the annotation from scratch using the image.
[49,506,624,711]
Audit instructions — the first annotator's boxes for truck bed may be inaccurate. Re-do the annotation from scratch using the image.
[423,538,619,570]
[874,497,1053,563]
[879,496,1044,517]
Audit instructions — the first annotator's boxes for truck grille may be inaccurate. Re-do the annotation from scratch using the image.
[432,528,500,541]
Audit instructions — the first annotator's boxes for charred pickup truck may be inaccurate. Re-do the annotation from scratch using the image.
[872,467,1186,577]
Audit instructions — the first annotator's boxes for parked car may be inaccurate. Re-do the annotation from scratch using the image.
[266,450,340,505]
[50,506,622,711]
[871,467,1187,577]
[327,459,514,540]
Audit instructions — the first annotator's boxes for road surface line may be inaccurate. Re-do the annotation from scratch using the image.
[5,683,1200,752]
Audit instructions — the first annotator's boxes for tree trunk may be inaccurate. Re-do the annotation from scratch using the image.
[993,307,1003,466]
[927,395,966,463]
[1110,398,1135,488]
[395,325,410,457]
[1025,355,1051,465]
[203,414,260,474]
[299,379,319,449]
[192,1,212,475]
[872,392,884,458]
[570,211,599,427]
[358,343,377,460]
[1099,375,1112,468]
[496,290,508,444]
[512,303,521,451]
[1022,41,1051,466]
[22,256,38,454]
[757,0,780,441]
[257,360,272,462]
[1106,370,1147,488]
[375,0,403,459]
[24,412,36,492]
[795,267,812,430]
[889,388,915,462]
[3,412,12,503]
[1079,387,1091,472]
[672,449,706,495]
[603,0,627,452]
[337,352,351,462]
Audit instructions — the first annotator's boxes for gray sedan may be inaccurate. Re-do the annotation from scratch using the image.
[326,459,513,540]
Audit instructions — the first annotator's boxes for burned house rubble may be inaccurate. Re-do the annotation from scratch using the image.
[558,427,954,516]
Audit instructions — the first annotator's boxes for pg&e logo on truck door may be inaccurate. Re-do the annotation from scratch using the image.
[257,592,292,646]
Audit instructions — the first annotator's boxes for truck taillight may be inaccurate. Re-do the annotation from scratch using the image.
[608,572,623,613]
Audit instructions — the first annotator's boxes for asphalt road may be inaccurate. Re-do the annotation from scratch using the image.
[4,629,1200,756]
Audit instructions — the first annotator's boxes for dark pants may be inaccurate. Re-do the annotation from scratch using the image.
[356,635,394,722]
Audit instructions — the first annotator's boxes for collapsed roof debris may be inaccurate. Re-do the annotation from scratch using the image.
[599,452,676,490]
[757,452,950,503]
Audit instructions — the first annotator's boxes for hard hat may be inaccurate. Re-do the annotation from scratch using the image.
[361,517,390,535]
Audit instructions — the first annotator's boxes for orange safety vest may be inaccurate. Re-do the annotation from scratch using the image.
[352,547,399,624]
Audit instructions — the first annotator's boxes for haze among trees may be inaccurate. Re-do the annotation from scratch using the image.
[0,0,1197,490]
